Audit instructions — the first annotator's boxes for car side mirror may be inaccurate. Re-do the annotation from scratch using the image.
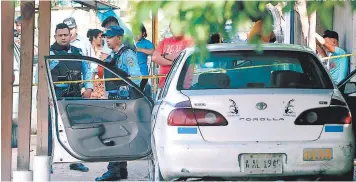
[344,82,356,95]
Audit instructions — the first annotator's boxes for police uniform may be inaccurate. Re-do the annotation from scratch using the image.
[95,25,139,181]
[39,43,93,167]
[34,43,93,97]
[64,17,95,73]
[50,46,93,93]
[103,26,142,99]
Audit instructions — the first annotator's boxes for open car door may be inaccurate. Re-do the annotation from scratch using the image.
[338,69,356,148]
[45,55,153,163]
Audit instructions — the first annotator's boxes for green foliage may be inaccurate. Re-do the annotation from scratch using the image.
[130,1,348,56]
[352,1,356,11]
[15,0,21,7]
[306,1,341,29]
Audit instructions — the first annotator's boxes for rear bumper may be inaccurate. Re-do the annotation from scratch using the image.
[158,139,354,180]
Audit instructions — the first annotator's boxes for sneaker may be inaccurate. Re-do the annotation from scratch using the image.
[95,171,121,181]
[69,163,89,172]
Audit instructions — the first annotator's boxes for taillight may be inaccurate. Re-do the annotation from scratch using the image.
[294,106,351,125]
[168,108,228,126]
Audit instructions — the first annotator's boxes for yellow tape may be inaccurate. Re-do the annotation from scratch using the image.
[52,75,167,85]
[194,63,291,74]
[321,53,356,60]
[28,52,356,86]
[29,63,292,85]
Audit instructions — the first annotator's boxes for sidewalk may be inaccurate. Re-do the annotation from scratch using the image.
[11,135,148,181]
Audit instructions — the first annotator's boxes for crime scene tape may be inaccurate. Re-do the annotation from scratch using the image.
[24,63,306,86]
[49,63,292,85]
[321,52,356,61]
[52,75,167,85]
[22,52,356,87]
[21,75,167,86]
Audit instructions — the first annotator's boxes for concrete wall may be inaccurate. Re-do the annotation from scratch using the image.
[333,2,356,72]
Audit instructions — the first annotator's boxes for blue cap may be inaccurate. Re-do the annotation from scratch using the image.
[103,26,124,37]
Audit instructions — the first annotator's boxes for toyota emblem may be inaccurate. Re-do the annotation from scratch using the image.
[256,102,267,110]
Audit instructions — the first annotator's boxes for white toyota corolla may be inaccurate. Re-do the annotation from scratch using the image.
[46,43,356,181]
[149,43,355,181]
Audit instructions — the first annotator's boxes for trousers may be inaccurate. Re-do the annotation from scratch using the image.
[107,161,127,173]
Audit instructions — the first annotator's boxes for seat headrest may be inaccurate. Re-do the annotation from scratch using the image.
[246,82,265,88]
[271,70,306,88]
[198,73,230,89]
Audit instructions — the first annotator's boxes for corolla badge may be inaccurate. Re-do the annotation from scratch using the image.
[256,102,267,110]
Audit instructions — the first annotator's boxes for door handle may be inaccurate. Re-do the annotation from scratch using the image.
[113,103,126,110]
[102,140,115,146]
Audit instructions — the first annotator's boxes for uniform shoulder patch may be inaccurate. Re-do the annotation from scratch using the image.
[127,57,134,67]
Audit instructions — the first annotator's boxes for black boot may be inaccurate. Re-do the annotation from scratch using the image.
[120,168,128,179]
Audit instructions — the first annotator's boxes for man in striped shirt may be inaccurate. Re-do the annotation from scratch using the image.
[316,30,349,84]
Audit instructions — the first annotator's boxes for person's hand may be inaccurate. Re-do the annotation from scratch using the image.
[82,88,92,98]
[100,53,109,61]
[165,52,180,61]
[315,33,325,45]
[316,40,321,46]
[96,50,102,59]
[316,45,327,57]
[34,47,38,56]
[15,38,20,46]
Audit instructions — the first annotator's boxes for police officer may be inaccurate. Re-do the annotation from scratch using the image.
[100,16,137,61]
[47,23,93,172]
[95,26,141,181]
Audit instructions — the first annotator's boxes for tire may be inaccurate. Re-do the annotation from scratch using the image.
[148,157,164,181]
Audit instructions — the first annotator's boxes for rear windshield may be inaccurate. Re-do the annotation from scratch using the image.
[177,50,333,90]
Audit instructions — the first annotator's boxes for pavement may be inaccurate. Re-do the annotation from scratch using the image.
[11,135,149,181]
[10,135,356,181]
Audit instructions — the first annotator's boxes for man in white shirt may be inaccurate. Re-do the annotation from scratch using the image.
[63,17,92,57]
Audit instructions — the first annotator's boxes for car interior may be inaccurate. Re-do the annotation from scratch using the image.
[195,73,231,89]
[270,70,312,88]
[190,69,314,90]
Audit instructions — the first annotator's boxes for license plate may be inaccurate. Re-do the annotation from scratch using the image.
[303,148,333,161]
[241,154,283,174]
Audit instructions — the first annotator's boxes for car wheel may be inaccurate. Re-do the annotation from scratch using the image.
[148,157,164,181]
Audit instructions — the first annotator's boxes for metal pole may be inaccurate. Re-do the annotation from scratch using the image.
[152,13,159,94]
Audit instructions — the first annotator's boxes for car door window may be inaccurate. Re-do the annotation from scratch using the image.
[158,51,186,100]
[338,70,356,134]
[45,56,152,161]
[338,69,356,95]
